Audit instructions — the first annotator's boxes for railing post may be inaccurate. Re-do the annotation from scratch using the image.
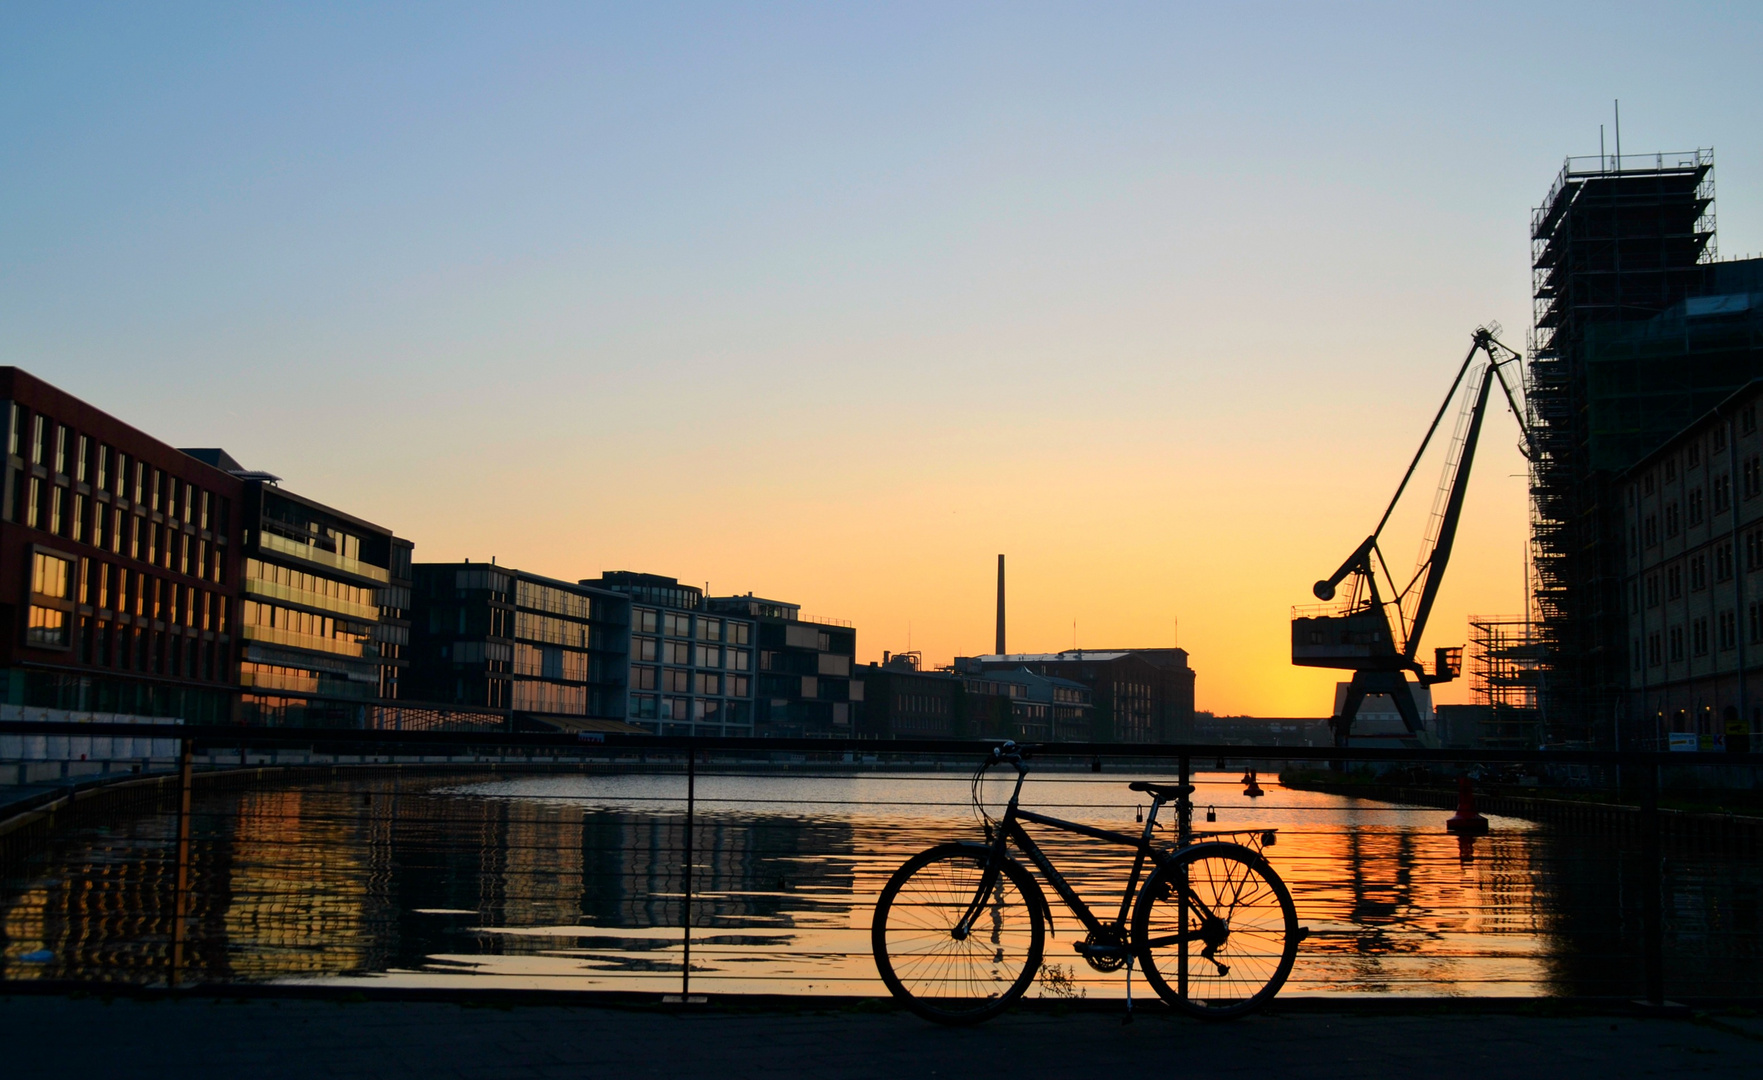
[168,736,193,989]
[1640,760,1664,1006]
[681,743,695,998]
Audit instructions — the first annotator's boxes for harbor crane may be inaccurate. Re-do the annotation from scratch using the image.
[1292,327,1532,745]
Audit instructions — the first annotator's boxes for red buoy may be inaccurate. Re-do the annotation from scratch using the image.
[1445,776,1489,834]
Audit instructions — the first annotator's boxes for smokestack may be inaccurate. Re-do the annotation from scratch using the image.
[995,554,1006,656]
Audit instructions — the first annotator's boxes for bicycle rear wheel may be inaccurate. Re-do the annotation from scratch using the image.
[871,844,1045,1025]
[1132,843,1298,1019]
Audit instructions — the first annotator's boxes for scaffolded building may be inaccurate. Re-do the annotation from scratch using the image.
[1527,148,1755,746]
[1467,615,1544,748]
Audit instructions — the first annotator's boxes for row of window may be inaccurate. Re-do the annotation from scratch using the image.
[628,695,752,723]
[36,612,228,682]
[516,579,610,622]
[246,558,376,610]
[13,475,226,584]
[28,551,231,640]
[8,404,232,530]
[630,636,751,670]
[629,666,751,696]
[1636,604,1763,667]
[631,607,752,644]
[240,599,374,656]
[1636,408,1759,497]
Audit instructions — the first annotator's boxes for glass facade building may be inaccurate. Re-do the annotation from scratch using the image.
[584,572,756,737]
[706,594,856,737]
[409,563,632,729]
[225,475,405,727]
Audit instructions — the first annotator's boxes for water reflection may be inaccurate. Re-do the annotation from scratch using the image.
[0,770,1756,998]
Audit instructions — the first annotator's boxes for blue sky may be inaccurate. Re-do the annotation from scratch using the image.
[5,3,1760,711]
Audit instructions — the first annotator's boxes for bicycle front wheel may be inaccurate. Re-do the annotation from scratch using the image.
[1132,843,1298,1019]
[871,844,1045,1025]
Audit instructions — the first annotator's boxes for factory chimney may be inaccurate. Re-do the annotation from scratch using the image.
[995,554,1006,656]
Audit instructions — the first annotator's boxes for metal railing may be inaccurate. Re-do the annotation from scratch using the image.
[1,721,1759,1006]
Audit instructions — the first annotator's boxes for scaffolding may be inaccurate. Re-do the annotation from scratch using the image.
[1528,150,1719,747]
[1468,615,1544,749]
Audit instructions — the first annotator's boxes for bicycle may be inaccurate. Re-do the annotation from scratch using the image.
[871,742,1302,1025]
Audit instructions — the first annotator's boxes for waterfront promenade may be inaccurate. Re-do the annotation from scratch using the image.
[3,996,1758,1079]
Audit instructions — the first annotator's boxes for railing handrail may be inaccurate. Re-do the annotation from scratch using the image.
[3,718,1760,767]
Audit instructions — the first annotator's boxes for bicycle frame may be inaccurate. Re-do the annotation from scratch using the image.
[954,764,1225,951]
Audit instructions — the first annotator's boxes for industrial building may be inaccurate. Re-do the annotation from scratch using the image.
[1621,379,1763,752]
[1527,148,1763,746]
[959,649,1193,742]
[857,652,1092,741]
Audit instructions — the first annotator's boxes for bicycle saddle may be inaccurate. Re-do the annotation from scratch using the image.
[1127,781,1194,800]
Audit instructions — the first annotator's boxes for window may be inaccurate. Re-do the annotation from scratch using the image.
[1664,502,1680,537]
[1750,530,1763,572]
[632,666,657,690]
[696,644,721,668]
[1669,626,1684,662]
[629,694,657,719]
[1689,441,1702,468]
[1667,564,1682,600]
[728,622,751,645]
[1744,405,1759,435]
[664,667,689,692]
[1719,610,1737,651]
[71,493,85,543]
[1715,473,1732,512]
[698,617,721,642]
[633,636,658,661]
[730,648,750,671]
[1690,555,1707,591]
[666,640,691,664]
[1716,426,1728,452]
[1717,542,1734,582]
[1665,458,1677,483]
[633,608,658,633]
[1648,633,1662,666]
[1643,472,1656,496]
[695,671,720,695]
[1746,456,1763,500]
[1644,515,1658,546]
[27,550,76,649]
[1689,488,1705,525]
[664,612,691,637]
[1692,618,1709,657]
[728,675,749,697]
[1751,602,1763,644]
[75,436,89,482]
[96,445,110,490]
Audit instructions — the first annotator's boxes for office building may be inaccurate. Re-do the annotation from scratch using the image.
[583,573,756,737]
[1528,147,1763,745]
[0,369,242,722]
[959,648,1195,742]
[408,563,633,730]
[706,592,854,737]
[185,453,410,729]
[1621,379,1763,752]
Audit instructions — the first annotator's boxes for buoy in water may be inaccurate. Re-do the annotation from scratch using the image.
[1242,769,1264,798]
[1445,776,1490,834]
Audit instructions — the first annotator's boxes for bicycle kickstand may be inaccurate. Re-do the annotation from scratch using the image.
[1122,956,1135,1025]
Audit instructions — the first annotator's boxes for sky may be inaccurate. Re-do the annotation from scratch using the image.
[5,3,1761,716]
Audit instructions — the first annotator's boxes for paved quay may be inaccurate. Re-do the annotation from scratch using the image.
[3,995,1760,1079]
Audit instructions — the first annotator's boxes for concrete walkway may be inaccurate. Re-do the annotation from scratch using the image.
[3,996,1759,1079]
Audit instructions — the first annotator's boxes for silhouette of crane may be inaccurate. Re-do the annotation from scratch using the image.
[1292,327,1532,746]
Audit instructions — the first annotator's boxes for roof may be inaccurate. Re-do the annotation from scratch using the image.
[1623,376,1763,477]
[975,652,1132,663]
